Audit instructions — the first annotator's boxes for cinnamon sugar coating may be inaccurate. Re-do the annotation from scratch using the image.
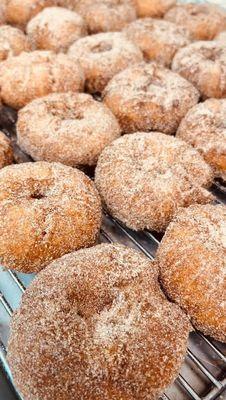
[0,25,31,61]
[0,161,102,272]
[135,0,176,18]
[0,130,13,168]
[0,0,6,24]
[68,32,143,93]
[17,92,121,167]
[172,41,226,99]
[75,0,136,34]
[27,7,87,52]
[216,30,226,43]
[95,132,214,232]
[8,243,191,400]
[157,204,226,343]
[124,18,190,67]
[165,3,226,41]
[0,50,84,109]
[177,99,226,181]
[103,62,199,134]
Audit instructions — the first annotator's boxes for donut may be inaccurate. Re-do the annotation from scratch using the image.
[164,3,226,41]
[216,30,226,42]
[5,0,57,29]
[177,99,226,182]
[68,32,143,93]
[17,92,121,167]
[157,204,226,343]
[27,7,87,53]
[172,41,226,99]
[75,0,136,34]
[103,62,200,134]
[124,18,190,67]
[0,50,84,109]
[134,0,176,18]
[0,161,101,272]
[0,25,31,62]
[95,132,214,232]
[8,243,191,400]
[0,130,13,168]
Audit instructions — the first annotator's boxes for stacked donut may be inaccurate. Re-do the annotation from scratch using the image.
[0,1,225,400]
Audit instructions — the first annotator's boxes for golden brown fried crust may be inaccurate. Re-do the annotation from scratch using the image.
[8,243,191,400]
[0,161,102,272]
[0,50,84,109]
[135,0,175,18]
[95,131,214,232]
[0,131,14,169]
[17,92,121,167]
[157,204,226,343]
[165,3,226,41]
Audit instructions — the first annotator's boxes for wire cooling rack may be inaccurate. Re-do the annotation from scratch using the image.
[0,106,225,400]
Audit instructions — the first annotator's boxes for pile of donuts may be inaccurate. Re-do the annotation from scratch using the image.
[0,0,225,399]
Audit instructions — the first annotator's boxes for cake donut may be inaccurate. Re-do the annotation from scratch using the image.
[172,41,226,99]
[177,99,226,181]
[103,62,199,134]
[8,243,191,400]
[5,0,57,29]
[0,50,84,109]
[165,3,226,41]
[135,0,176,18]
[157,204,226,343]
[0,131,13,168]
[0,161,101,272]
[124,18,190,67]
[68,32,143,93]
[27,7,87,52]
[0,25,31,61]
[95,132,214,232]
[17,92,121,167]
[75,0,136,34]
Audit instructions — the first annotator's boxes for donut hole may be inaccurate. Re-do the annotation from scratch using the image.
[91,42,112,53]
[30,191,46,200]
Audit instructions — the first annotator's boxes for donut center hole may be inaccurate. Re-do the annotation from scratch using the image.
[91,42,112,53]
[31,191,46,200]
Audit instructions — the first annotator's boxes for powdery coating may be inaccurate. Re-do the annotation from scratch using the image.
[165,3,226,41]
[124,18,190,67]
[0,161,102,272]
[172,41,226,99]
[103,62,200,135]
[0,131,13,169]
[95,132,214,232]
[17,92,121,167]
[216,30,226,43]
[8,243,191,400]
[5,0,57,29]
[0,25,31,61]
[0,50,84,109]
[157,204,226,343]
[177,99,226,181]
[75,0,136,34]
[27,7,87,53]
[68,32,143,93]
[135,0,175,18]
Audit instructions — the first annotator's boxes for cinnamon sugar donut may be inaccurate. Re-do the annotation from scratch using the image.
[95,132,214,232]
[177,99,226,181]
[75,0,136,34]
[8,243,191,400]
[0,25,31,61]
[17,92,121,167]
[172,41,226,99]
[0,50,84,109]
[68,32,143,93]
[157,204,226,343]
[124,18,190,67]
[103,62,199,134]
[135,0,176,18]
[0,161,101,273]
[5,0,57,29]
[164,3,226,41]
[0,130,13,168]
[27,7,87,52]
